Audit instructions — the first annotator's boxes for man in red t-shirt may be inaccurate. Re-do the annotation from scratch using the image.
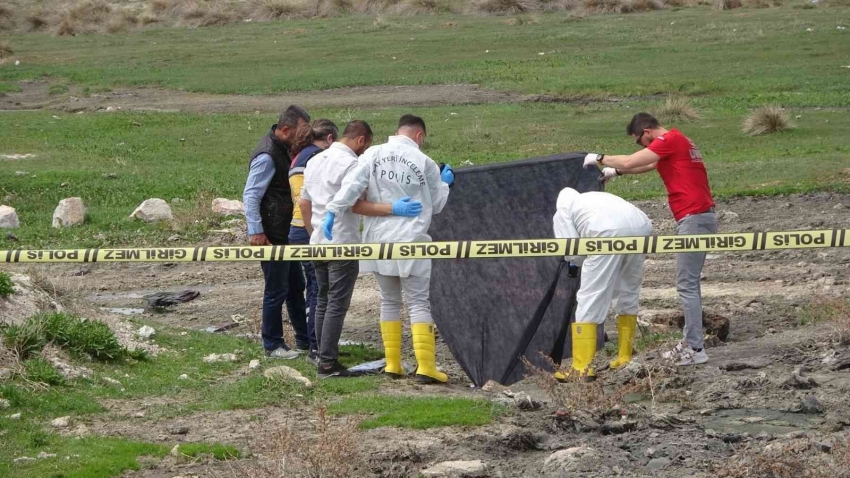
[582,113,717,366]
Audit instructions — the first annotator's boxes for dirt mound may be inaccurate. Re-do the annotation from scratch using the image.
[0,273,63,326]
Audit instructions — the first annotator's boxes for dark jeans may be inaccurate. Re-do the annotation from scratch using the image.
[260,260,309,352]
[313,260,359,367]
[289,226,318,351]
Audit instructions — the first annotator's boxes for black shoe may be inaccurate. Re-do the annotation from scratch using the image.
[317,361,356,378]
[305,350,319,366]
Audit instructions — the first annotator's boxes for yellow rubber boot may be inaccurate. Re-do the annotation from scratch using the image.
[380,321,404,378]
[411,323,448,384]
[609,315,637,370]
[570,322,597,379]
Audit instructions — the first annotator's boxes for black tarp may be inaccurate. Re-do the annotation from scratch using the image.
[430,153,602,387]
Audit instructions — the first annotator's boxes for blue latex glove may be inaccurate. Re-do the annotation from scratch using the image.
[322,212,335,241]
[392,196,423,217]
[441,164,455,186]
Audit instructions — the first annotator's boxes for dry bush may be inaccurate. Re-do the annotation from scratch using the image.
[178,1,237,26]
[106,10,139,33]
[352,0,403,13]
[581,0,662,13]
[523,357,626,413]
[713,0,741,9]
[714,437,850,478]
[311,0,354,16]
[249,0,313,20]
[538,0,579,10]
[742,105,794,136]
[0,40,11,59]
[138,11,160,24]
[0,3,15,31]
[222,407,365,478]
[656,95,701,123]
[469,0,540,14]
[148,0,174,14]
[26,9,49,31]
[744,0,781,7]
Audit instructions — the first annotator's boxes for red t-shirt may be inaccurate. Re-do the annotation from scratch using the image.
[647,128,714,221]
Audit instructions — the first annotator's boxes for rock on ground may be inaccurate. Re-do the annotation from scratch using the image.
[211,198,244,216]
[136,325,156,339]
[51,416,70,428]
[420,460,487,477]
[52,197,86,228]
[0,273,63,326]
[543,446,602,474]
[263,365,312,388]
[0,205,19,228]
[129,199,173,223]
[203,353,238,364]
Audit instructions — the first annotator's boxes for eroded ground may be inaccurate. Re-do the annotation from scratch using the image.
[4,192,850,478]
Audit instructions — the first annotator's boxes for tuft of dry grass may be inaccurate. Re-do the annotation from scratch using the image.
[0,3,15,30]
[248,0,312,19]
[25,9,49,31]
[393,0,455,14]
[744,0,782,7]
[802,297,850,345]
[469,0,539,14]
[713,0,741,9]
[656,95,701,123]
[0,40,11,59]
[106,10,139,33]
[714,437,850,478]
[742,105,794,136]
[523,356,626,413]
[352,0,403,13]
[218,407,365,478]
[580,0,663,13]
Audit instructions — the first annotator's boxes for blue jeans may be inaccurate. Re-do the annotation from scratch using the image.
[289,226,318,351]
[260,259,309,352]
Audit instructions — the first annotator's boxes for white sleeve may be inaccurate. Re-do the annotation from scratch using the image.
[326,155,371,216]
[426,158,450,215]
[553,211,585,266]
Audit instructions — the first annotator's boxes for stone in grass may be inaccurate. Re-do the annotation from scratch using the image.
[543,446,601,474]
[52,197,86,228]
[168,425,189,435]
[203,353,238,364]
[51,416,71,428]
[421,460,487,477]
[211,198,245,216]
[263,366,312,388]
[0,398,9,409]
[0,205,20,229]
[129,199,173,223]
[136,325,156,340]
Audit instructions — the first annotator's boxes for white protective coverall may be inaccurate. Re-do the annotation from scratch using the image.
[325,135,450,324]
[553,188,653,325]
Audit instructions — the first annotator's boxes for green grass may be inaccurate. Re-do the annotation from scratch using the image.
[0,81,22,94]
[23,357,66,386]
[0,413,240,478]
[1,102,848,249]
[48,84,69,96]
[0,271,13,298]
[2,8,849,108]
[328,395,508,429]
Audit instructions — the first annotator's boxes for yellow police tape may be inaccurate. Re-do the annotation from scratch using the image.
[2,229,848,264]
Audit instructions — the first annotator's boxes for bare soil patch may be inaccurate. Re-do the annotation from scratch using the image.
[0,81,528,113]
[3,192,850,477]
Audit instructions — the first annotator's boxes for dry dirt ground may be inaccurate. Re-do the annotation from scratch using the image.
[0,81,545,113]
[5,192,850,478]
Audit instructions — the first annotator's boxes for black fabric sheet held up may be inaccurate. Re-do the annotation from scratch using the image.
[429,153,602,387]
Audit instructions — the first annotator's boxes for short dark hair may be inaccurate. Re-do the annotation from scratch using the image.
[626,113,661,136]
[278,105,310,129]
[398,114,426,134]
[342,120,373,140]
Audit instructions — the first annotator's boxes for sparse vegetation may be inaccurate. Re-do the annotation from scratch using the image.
[1,313,136,362]
[0,40,12,59]
[742,105,795,136]
[0,271,14,298]
[23,357,66,386]
[714,437,850,478]
[656,95,701,123]
[713,0,742,9]
[800,297,850,344]
[275,407,364,477]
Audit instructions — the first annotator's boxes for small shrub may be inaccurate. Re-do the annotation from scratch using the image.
[0,271,14,298]
[713,0,741,9]
[54,17,81,36]
[656,95,701,123]
[353,0,403,13]
[0,4,15,31]
[394,0,455,14]
[42,313,126,361]
[269,407,364,477]
[314,0,354,16]
[148,0,173,14]
[469,0,539,14]
[2,320,46,359]
[106,11,139,33]
[24,357,65,386]
[744,0,781,7]
[801,297,850,345]
[26,10,48,31]
[742,105,794,136]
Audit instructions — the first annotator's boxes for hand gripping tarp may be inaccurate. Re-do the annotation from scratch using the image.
[429,153,602,387]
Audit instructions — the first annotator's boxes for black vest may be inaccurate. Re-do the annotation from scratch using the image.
[249,125,293,245]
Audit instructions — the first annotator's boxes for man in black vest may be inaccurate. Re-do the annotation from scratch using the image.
[243,105,311,359]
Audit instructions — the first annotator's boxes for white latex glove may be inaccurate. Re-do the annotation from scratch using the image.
[583,153,603,169]
[601,167,620,184]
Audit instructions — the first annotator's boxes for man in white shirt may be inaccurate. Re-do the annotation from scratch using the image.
[299,120,424,378]
[553,188,653,380]
[324,114,454,384]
